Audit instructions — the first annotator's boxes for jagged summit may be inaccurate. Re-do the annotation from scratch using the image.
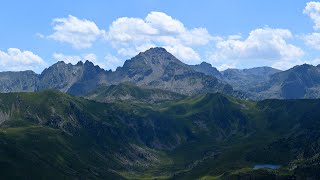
[108,47,233,95]
[142,47,169,54]
[76,61,84,66]
[191,62,221,77]
[123,47,181,68]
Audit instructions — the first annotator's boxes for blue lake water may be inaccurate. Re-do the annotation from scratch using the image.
[253,164,281,169]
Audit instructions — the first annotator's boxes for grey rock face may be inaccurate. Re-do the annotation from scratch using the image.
[191,62,221,78]
[38,61,84,92]
[66,61,110,95]
[107,47,233,95]
[38,61,110,95]
[0,71,38,92]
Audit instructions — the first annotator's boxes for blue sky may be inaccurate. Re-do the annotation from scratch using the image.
[0,0,320,72]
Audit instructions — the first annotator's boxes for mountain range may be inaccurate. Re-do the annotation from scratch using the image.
[191,58,320,100]
[2,47,320,100]
[0,48,238,97]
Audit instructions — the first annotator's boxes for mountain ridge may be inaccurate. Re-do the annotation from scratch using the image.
[0,47,242,98]
[1,47,320,100]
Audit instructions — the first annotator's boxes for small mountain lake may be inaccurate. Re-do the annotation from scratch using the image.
[253,164,281,169]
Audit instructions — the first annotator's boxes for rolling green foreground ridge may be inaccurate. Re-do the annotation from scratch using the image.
[0,87,319,179]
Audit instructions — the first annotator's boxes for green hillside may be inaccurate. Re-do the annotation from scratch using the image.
[0,90,319,179]
[86,83,186,103]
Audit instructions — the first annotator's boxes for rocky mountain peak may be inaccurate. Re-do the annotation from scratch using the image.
[133,47,180,65]
[292,63,314,72]
[76,61,84,66]
[199,62,213,67]
[84,60,95,66]
[191,62,221,77]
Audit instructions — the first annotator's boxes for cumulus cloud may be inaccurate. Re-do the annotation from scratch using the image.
[104,54,122,71]
[48,15,104,49]
[208,27,304,70]
[273,58,320,70]
[302,33,320,50]
[302,2,320,50]
[105,11,213,63]
[304,1,320,30]
[0,48,46,72]
[217,63,236,71]
[308,58,320,65]
[164,45,200,64]
[43,12,308,70]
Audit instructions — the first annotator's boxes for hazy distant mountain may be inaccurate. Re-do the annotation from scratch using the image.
[222,66,281,81]
[221,66,281,93]
[192,62,320,99]
[252,64,320,99]
[191,62,282,97]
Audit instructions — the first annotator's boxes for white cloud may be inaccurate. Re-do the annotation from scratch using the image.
[105,11,213,64]
[117,43,156,57]
[48,15,104,49]
[0,48,46,72]
[271,60,303,70]
[308,58,320,65]
[304,1,320,30]
[302,33,320,50]
[228,34,242,40]
[106,17,158,45]
[164,44,200,63]
[104,54,122,71]
[145,12,185,33]
[272,58,320,70]
[217,63,236,71]
[302,2,320,54]
[208,27,304,70]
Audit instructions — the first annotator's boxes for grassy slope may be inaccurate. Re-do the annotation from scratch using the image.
[0,90,320,179]
[0,91,128,179]
[86,83,186,103]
